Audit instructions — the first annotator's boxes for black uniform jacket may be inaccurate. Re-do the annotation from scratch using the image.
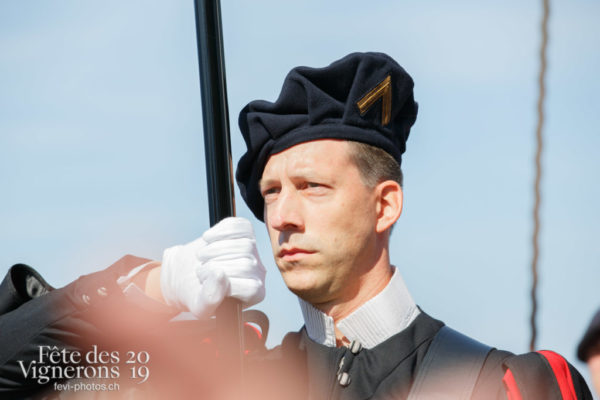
[0,256,593,399]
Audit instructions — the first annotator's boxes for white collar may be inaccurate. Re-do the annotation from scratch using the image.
[299,267,420,349]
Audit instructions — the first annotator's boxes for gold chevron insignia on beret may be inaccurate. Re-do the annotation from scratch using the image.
[356,75,392,126]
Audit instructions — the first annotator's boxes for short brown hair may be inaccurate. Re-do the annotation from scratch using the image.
[348,141,403,188]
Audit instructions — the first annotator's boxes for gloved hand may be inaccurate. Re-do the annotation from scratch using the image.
[160,217,266,319]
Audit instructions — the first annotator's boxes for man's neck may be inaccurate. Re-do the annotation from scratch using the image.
[318,263,394,323]
[333,264,393,345]
[299,265,420,348]
[312,250,395,344]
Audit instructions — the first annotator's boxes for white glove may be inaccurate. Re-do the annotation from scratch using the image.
[160,217,266,319]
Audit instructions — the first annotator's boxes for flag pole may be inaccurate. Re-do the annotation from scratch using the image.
[193,0,244,395]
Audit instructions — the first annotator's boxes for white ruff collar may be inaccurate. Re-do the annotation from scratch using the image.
[299,267,420,348]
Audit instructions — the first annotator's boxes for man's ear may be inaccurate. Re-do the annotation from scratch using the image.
[375,181,403,233]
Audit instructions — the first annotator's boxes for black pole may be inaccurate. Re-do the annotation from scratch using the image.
[193,0,244,395]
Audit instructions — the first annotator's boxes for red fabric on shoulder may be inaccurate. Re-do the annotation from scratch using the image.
[502,368,523,400]
[537,350,577,400]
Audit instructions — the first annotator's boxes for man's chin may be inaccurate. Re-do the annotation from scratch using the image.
[283,278,329,305]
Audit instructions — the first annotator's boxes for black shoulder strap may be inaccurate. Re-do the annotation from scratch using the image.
[407,326,493,400]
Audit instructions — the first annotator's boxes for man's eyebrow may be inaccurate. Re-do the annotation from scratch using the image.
[259,168,327,189]
[258,178,278,190]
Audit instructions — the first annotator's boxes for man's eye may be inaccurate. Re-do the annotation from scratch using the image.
[262,187,280,198]
[302,182,327,192]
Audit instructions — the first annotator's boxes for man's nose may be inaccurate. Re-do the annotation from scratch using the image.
[267,189,304,232]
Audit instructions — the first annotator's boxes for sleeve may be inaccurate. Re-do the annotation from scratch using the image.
[501,351,593,400]
[0,256,270,399]
[0,255,178,397]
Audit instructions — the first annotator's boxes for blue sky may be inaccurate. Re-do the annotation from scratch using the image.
[1,0,599,390]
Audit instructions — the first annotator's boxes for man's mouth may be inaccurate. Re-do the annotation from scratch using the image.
[278,247,315,261]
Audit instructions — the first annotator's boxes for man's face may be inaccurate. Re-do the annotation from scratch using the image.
[260,139,381,306]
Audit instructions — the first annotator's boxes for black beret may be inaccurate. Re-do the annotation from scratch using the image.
[236,52,418,221]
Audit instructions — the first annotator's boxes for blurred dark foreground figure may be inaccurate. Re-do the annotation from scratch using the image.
[578,308,600,397]
[0,52,592,399]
